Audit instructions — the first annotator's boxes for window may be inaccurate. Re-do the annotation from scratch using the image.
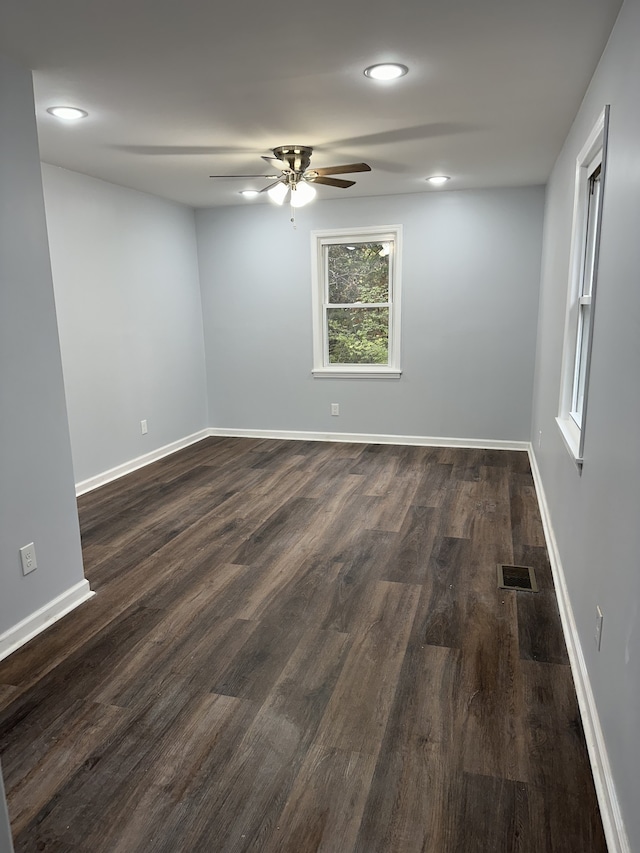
[311,226,402,378]
[557,107,609,465]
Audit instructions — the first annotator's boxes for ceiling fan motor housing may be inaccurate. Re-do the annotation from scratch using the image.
[273,145,313,176]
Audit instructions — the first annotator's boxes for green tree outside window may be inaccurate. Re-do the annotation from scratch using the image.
[325,242,390,364]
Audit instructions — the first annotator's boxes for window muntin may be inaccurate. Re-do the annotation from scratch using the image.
[311,227,402,378]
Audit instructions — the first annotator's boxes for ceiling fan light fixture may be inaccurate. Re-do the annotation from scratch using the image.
[47,106,88,121]
[267,182,289,205]
[240,190,259,199]
[363,63,408,81]
[427,175,450,186]
[290,181,317,208]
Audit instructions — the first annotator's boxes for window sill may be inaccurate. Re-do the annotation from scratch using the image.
[312,367,402,379]
[555,416,583,469]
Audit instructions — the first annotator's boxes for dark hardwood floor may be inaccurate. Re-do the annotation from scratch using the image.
[0,437,606,851]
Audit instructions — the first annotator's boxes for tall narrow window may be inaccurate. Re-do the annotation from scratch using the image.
[570,158,601,429]
[311,226,402,378]
[557,107,609,465]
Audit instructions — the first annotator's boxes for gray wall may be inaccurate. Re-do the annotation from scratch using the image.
[0,56,86,634]
[196,187,545,442]
[530,0,639,846]
[41,165,208,485]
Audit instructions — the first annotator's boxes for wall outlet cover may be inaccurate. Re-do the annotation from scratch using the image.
[20,542,37,575]
[595,605,604,650]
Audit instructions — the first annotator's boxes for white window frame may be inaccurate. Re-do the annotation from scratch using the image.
[556,106,609,467]
[310,225,402,378]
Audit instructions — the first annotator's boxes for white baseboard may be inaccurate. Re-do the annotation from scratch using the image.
[0,580,94,664]
[527,446,630,853]
[75,427,529,497]
[75,429,209,496]
[207,426,529,452]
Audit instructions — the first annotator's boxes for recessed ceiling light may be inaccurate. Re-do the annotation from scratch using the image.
[240,190,259,199]
[47,106,88,121]
[363,63,408,81]
[426,175,450,186]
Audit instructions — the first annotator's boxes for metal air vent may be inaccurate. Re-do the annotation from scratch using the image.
[497,564,538,592]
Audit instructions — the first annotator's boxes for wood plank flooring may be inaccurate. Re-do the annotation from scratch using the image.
[0,438,606,852]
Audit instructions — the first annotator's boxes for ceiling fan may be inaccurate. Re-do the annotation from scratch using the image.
[209,145,371,207]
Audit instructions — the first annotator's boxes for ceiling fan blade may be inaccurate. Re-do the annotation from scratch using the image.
[311,163,371,177]
[209,174,277,178]
[310,176,356,189]
[259,179,287,194]
[261,155,290,172]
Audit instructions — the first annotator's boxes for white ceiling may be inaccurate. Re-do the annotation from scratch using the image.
[0,0,622,208]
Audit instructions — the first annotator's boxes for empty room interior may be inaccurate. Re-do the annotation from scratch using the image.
[0,0,638,850]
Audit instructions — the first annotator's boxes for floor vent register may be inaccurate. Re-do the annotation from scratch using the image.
[497,564,538,592]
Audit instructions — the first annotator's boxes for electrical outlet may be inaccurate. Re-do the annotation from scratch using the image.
[20,542,37,576]
[538,430,543,449]
[330,403,339,416]
[595,606,604,651]
[141,419,148,435]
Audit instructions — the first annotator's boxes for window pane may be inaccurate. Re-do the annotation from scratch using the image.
[581,174,601,298]
[327,306,389,364]
[572,303,591,427]
[327,242,390,304]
